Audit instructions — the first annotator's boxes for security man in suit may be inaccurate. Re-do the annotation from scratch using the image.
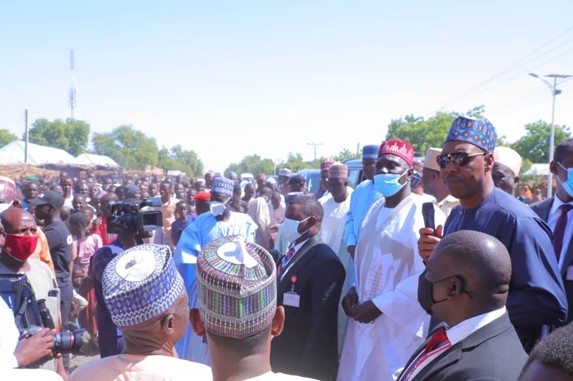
[531,138,573,323]
[399,230,527,381]
[270,194,345,381]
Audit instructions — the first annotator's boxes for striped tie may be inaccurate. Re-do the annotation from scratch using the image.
[398,327,451,381]
[277,246,295,277]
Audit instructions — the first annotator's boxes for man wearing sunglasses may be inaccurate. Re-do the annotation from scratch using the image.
[531,139,573,325]
[418,116,566,353]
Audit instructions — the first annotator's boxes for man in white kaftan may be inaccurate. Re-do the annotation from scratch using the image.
[173,176,257,365]
[319,163,353,350]
[338,139,445,381]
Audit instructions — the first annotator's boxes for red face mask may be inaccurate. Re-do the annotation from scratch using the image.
[4,234,39,262]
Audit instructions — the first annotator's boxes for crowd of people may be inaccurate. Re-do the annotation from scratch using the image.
[1,115,573,380]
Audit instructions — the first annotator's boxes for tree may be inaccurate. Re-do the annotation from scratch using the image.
[158,145,204,177]
[0,129,17,147]
[92,125,159,169]
[28,118,90,156]
[511,120,571,163]
[331,148,360,163]
[226,155,275,177]
[386,106,485,156]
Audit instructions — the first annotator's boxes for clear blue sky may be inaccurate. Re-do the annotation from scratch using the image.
[1,1,573,172]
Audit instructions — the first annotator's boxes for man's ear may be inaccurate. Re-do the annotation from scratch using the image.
[484,153,494,172]
[550,160,558,175]
[271,306,285,337]
[189,308,205,337]
[162,313,176,335]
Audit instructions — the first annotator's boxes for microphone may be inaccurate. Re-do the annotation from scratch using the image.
[422,202,436,232]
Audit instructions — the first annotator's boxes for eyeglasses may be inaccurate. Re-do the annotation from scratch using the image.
[436,152,486,169]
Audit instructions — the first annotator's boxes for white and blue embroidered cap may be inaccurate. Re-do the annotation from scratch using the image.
[103,244,184,327]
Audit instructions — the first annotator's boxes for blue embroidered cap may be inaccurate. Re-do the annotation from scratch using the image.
[362,144,380,160]
[211,176,234,197]
[103,244,184,327]
[445,116,497,153]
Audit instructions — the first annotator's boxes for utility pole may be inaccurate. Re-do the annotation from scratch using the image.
[529,73,573,198]
[307,142,323,161]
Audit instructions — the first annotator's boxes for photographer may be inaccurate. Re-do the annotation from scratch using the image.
[90,196,161,358]
[0,208,66,378]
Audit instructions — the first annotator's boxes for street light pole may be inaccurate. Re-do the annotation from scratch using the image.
[529,73,572,198]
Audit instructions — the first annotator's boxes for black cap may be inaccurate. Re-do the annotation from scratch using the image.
[28,190,65,209]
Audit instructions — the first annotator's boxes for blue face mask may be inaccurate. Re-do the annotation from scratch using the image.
[373,170,408,197]
[557,162,573,198]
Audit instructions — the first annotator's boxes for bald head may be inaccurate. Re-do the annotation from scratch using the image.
[1,208,36,234]
[434,230,511,296]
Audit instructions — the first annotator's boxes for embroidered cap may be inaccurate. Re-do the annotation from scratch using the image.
[320,160,335,172]
[362,144,380,160]
[103,244,184,327]
[211,176,234,197]
[445,116,497,153]
[493,146,522,176]
[0,176,17,212]
[329,162,348,179]
[378,139,415,168]
[196,235,277,339]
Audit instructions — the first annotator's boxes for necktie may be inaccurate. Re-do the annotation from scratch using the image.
[277,247,295,277]
[554,204,573,261]
[398,327,451,381]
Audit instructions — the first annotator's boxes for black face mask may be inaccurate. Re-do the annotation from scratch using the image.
[417,269,468,315]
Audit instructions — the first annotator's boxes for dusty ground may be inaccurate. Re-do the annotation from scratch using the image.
[66,338,100,374]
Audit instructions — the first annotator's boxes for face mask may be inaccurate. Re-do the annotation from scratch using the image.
[282,217,311,244]
[373,171,408,197]
[4,234,39,262]
[417,270,450,315]
[210,200,229,216]
[557,162,573,198]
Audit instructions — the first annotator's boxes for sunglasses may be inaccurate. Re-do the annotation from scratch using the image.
[436,152,486,169]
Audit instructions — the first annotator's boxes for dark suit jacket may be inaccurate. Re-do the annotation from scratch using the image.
[531,197,573,322]
[270,234,345,381]
[403,313,527,381]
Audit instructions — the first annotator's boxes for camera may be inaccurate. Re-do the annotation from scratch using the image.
[21,325,86,354]
[107,199,163,234]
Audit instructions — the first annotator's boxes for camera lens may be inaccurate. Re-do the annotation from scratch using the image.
[52,329,86,354]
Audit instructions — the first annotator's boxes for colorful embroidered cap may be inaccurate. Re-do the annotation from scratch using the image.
[211,176,235,197]
[378,139,415,168]
[103,244,184,327]
[445,116,497,153]
[320,160,335,172]
[424,147,442,172]
[362,144,380,160]
[329,162,348,179]
[493,146,522,176]
[196,235,277,339]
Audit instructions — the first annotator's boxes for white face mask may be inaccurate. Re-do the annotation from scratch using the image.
[282,216,311,244]
[210,199,229,216]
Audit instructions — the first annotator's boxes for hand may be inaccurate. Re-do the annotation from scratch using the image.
[342,287,359,317]
[15,328,54,367]
[353,300,382,323]
[347,245,356,259]
[418,225,443,262]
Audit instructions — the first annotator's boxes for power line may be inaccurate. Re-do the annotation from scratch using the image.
[430,25,573,113]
